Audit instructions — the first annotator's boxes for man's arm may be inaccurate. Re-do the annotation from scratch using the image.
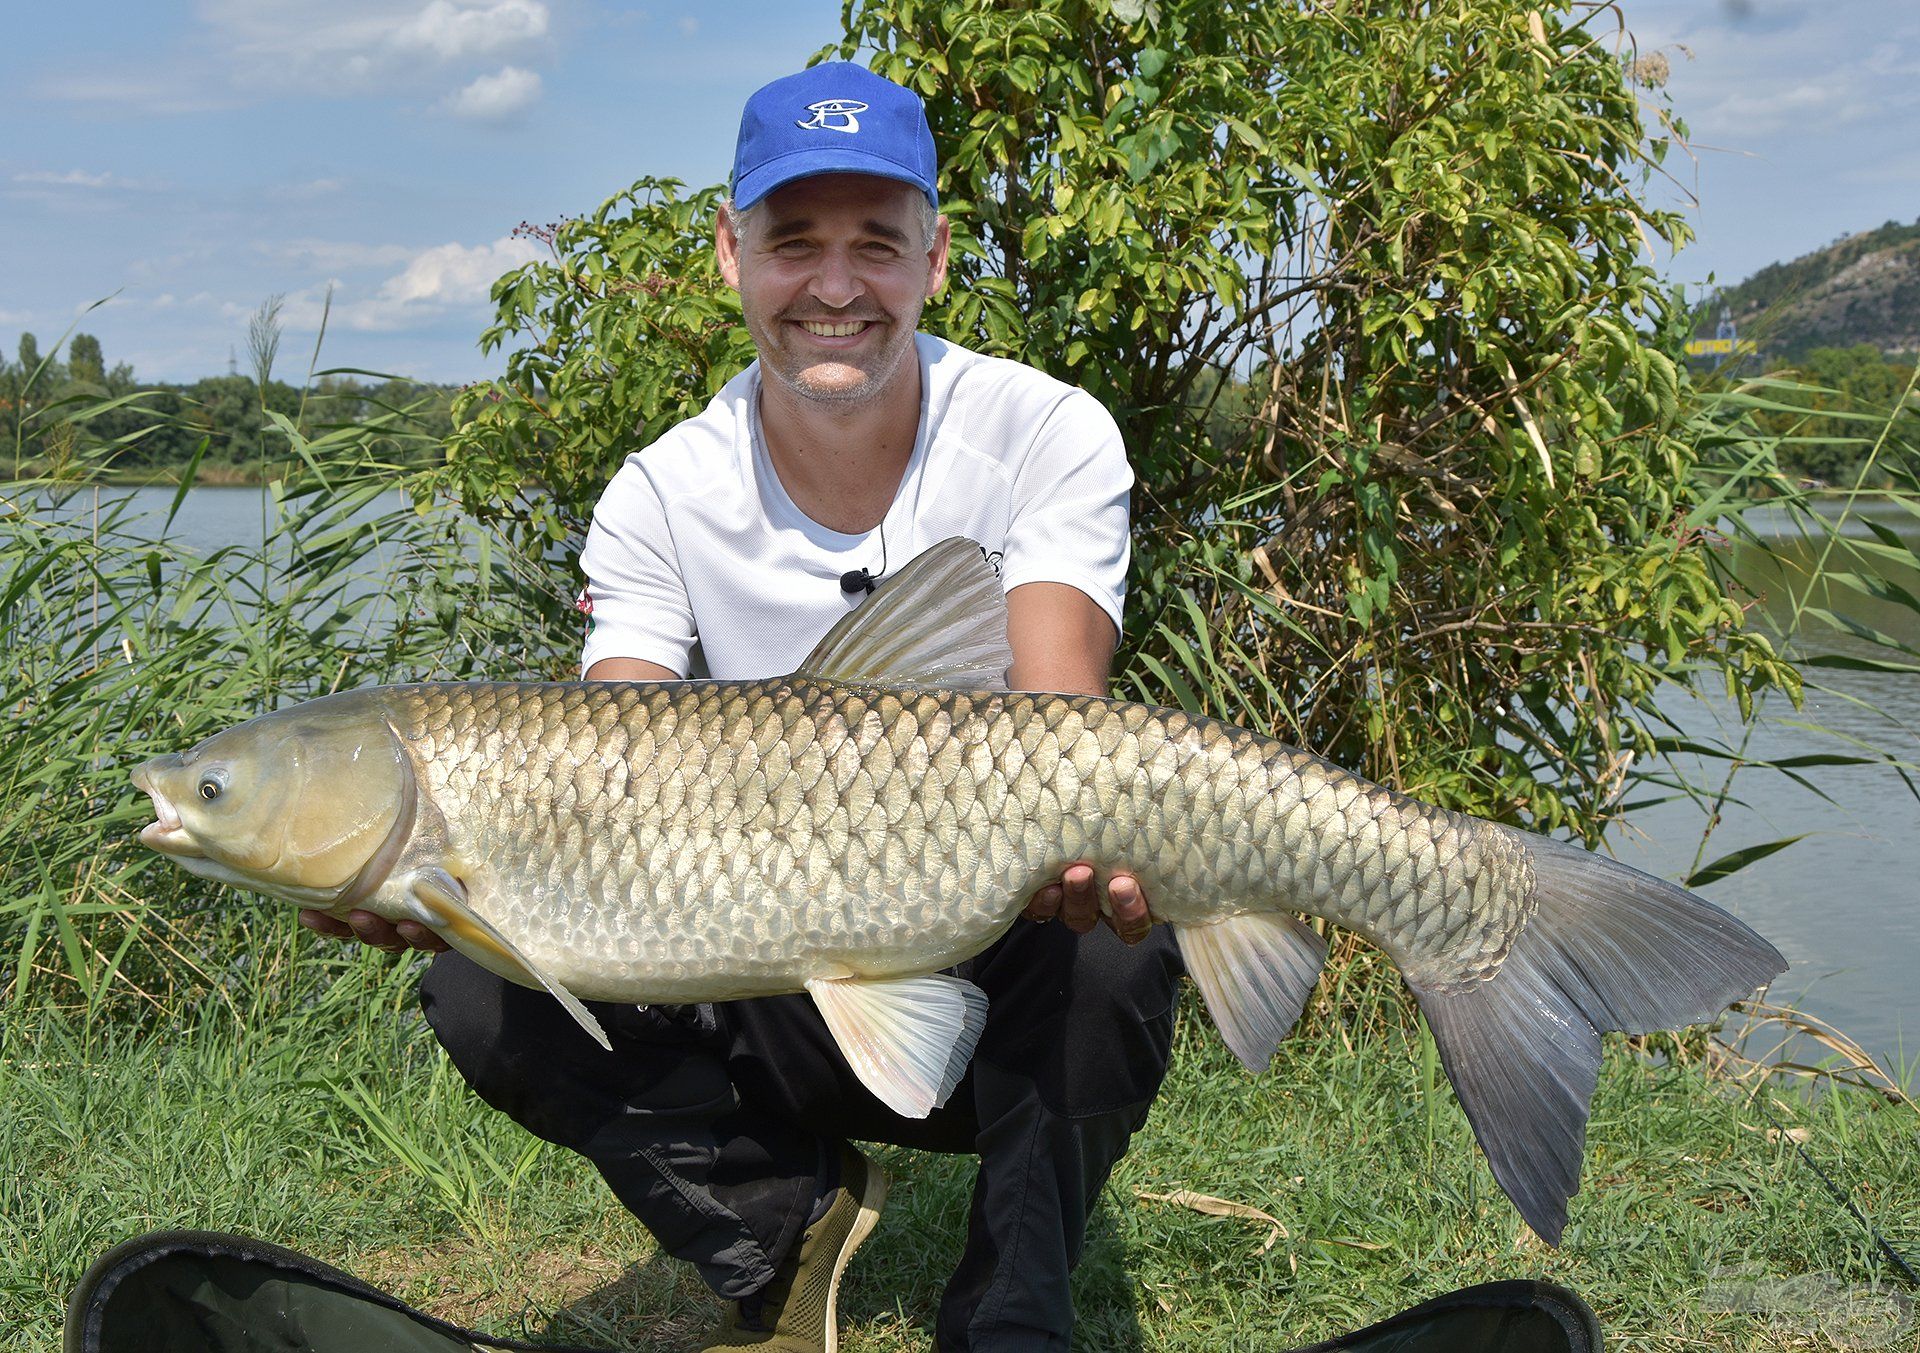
[1006,581,1117,695]
[1006,581,1153,946]
[585,657,681,682]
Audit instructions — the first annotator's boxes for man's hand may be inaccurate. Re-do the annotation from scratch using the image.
[1003,584,1151,945]
[298,908,449,955]
[1023,864,1152,945]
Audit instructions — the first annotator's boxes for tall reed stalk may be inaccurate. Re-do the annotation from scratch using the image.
[1,381,550,1019]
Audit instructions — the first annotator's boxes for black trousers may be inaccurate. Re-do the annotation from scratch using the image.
[420,919,1182,1352]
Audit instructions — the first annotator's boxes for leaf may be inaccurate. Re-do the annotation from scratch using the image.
[1686,836,1809,889]
[1223,116,1268,152]
[1800,653,1920,675]
[1499,354,1556,488]
[1135,1188,1288,1251]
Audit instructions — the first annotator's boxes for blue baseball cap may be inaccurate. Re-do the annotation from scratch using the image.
[731,62,939,212]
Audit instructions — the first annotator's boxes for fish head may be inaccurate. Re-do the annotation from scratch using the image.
[131,697,416,908]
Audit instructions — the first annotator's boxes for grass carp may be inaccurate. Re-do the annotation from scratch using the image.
[132,538,1785,1243]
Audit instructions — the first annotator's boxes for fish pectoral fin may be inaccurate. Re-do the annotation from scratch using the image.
[1175,912,1328,1073]
[408,868,611,1053]
[793,537,1013,691]
[805,973,989,1119]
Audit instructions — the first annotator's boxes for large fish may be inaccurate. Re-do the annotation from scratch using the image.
[132,538,1784,1243]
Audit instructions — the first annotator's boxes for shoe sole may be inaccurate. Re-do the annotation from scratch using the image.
[823,1159,887,1353]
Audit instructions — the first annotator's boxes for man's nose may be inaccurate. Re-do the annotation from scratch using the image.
[807,248,863,309]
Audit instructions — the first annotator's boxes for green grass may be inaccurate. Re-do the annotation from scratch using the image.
[6,954,1915,1352]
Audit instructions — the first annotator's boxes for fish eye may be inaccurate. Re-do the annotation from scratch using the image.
[198,772,226,801]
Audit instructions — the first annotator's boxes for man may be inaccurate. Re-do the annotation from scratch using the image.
[302,62,1183,1352]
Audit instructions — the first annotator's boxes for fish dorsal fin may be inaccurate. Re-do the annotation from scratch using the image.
[408,867,612,1052]
[795,537,1012,690]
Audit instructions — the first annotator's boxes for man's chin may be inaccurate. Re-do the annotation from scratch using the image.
[774,361,887,406]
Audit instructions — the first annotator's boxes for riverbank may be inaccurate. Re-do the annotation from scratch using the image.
[3,961,1913,1351]
[7,461,280,488]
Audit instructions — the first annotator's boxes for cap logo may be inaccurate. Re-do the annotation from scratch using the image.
[796,98,868,133]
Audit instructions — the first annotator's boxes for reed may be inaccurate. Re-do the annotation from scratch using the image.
[0,384,551,1018]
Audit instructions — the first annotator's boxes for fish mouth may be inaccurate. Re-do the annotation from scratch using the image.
[131,759,204,859]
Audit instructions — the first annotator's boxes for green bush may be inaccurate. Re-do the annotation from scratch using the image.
[442,0,1797,837]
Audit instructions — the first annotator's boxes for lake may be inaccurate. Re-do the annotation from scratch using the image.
[38,486,1920,1085]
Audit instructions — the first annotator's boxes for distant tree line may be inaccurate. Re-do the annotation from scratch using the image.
[1748,343,1920,488]
[2,330,459,482]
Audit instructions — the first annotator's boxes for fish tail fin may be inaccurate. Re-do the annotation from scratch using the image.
[1406,831,1786,1244]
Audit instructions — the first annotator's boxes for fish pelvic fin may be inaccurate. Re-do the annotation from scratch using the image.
[1175,912,1327,1072]
[1407,830,1786,1245]
[794,538,1013,690]
[409,867,612,1052]
[806,972,989,1118]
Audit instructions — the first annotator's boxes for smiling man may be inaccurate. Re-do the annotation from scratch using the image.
[310,62,1183,1353]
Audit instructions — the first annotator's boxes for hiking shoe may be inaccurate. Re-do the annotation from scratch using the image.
[699,1145,887,1353]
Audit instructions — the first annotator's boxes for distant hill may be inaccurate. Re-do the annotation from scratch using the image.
[1704,219,1920,362]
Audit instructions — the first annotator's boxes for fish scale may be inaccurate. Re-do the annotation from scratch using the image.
[380,679,1522,1002]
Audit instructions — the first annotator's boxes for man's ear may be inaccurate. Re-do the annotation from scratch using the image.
[926,214,952,299]
[715,202,743,291]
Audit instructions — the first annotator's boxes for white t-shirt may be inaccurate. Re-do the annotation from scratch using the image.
[578,333,1133,680]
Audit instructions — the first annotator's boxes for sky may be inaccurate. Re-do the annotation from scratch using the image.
[4,0,1917,386]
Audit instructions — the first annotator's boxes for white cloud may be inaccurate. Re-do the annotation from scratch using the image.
[40,1,553,114]
[392,0,548,61]
[1863,40,1920,80]
[1839,149,1920,187]
[13,169,116,188]
[677,16,699,38]
[7,168,167,206]
[271,238,418,271]
[33,73,238,114]
[1622,1,1920,144]
[442,65,542,120]
[11,169,163,192]
[198,0,552,93]
[274,236,540,333]
[373,237,539,310]
[0,308,32,326]
[1698,77,1875,138]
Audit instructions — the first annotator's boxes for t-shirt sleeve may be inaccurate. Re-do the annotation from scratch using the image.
[576,463,698,678]
[999,389,1133,633]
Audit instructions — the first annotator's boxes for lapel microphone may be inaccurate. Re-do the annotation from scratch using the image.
[840,517,889,597]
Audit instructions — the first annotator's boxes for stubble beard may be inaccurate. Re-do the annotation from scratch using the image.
[753,300,925,409]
